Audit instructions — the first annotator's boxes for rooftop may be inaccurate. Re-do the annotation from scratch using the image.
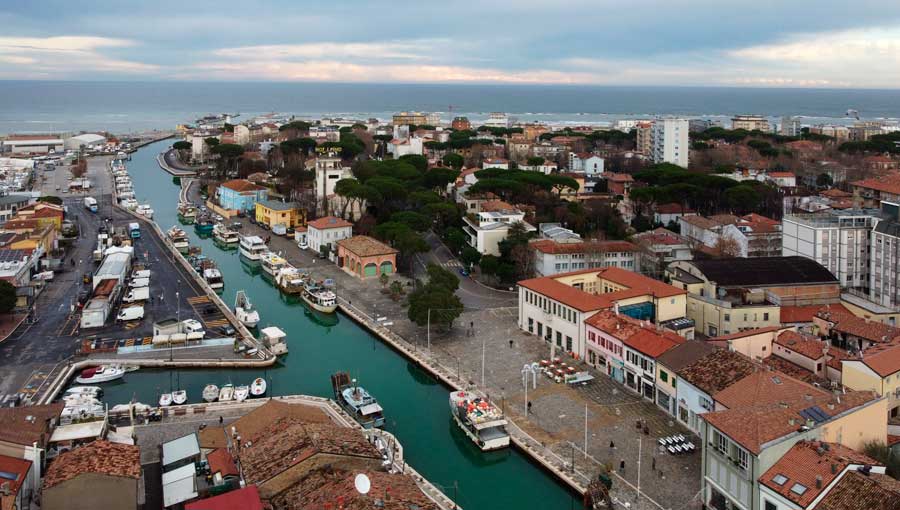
[818,310,900,344]
[307,215,353,230]
[337,235,398,257]
[714,369,830,410]
[851,173,900,196]
[655,341,719,372]
[0,403,63,447]
[270,469,439,510]
[776,330,830,360]
[44,440,141,489]
[162,433,200,467]
[257,200,301,211]
[585,311,686,357]
[0,454,31,498]
[184,485,263,510]
[781,304,850,324]
[684,256,838,287]
[856,342,900,377]
[206,448,239,478]
[815,471,900,510]
[220,179,266,193]
[677,349,758,395]
[529,239,638,255]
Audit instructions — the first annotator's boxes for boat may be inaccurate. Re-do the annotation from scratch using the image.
[195,215,214,235]
[260,251,288,277]
[238,235,267,261]
[203,267,225,290]
[65,386,103,398]
[172,390,187,405]
[166,226,190,252]
[218,384,234,402]
[260,326,288,356]
[62,394,102,407]
[120,198,138,210]
[449,390,510,451]
[274,266,306,295]
[122,365,140,373]
[301,277,338,314]
[234,290,260,328]
[60,402,106,424]
[75,365,125,384]
[203,384,219,402]
[110,402,153,414]
[177,203,198,224]
[250,378,267,397]
[213,223,240,245]
[136,204,154,219]
[159,393,173,407]
[234,385,249,402]
[330,372,385,429]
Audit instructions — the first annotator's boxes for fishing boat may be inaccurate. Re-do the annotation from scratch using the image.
[121,198,139,210]
[218,384,235,402]
[274,266,306,295]
[449,390,510,451]
[202,384,219,402]
[234,385,249,402]
[213,223,240,245]
[177,203,197,224]
[166,226,190,252]
[65,386,103,398]
[260,251,288,277]
[260,326,288,356]
[159,393,173,407]
[172,390,187,405]
[75,365,125,384]
[330,372,385,429]
[136,204,154,219]
[203,268,225,290]
[250,377,267,397]
[301,278,338,314]
[234,290,260,328]
[238,235,267,261]
[195,214,215,235]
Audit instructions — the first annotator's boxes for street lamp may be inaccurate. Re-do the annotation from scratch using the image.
[521,362,538,415]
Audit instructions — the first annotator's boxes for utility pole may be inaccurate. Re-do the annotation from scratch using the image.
[481,334,485,388]
[584,403,588,459]
[427,308,431,351]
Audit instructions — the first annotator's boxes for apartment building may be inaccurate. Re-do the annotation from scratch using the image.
[529,239,639,276]
[731,114,771,132]
[650,118,689,168]
[635,121,653,156]
[462,200,535,256]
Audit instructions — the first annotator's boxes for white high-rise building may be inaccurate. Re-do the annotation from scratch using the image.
[650,118,689,168]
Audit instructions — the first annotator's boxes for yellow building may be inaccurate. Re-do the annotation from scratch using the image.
[255,200,305,230]
[841,342,900,420]
[9,224,57,255]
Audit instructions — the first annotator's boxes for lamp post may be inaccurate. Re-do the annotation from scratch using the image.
[521,362,538,415]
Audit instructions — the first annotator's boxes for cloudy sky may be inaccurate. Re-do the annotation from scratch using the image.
[2,0,900,88]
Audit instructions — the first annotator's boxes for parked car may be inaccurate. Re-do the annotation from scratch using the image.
[230,221,242,230]
[182,319,204,333]
[218,325,236,336]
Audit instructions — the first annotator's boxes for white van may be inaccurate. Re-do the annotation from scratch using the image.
[117,306,144,322]
[122,287,149,303]
[129,278,150,288]
[131,270,151,280]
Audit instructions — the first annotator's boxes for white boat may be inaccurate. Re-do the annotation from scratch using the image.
[121,198,139,210]
[213,223,239,244]
[234,290,260,328]
[60,403,106,424]
[159,393,173,407]
[449,390,510,451]
[250,377,267,397]
[166,226,190,252]
[177,203,198,223]
[274,266,305,295]
[203,268,225,290]
[65,386,103,398]
[301,278,338,314]
[218,384,234,402]
[234,385,249,402]
[238,235,267,261]
[259,251,288,277]
[75,365,125,384]
[110,402,152,414]
[203,384,219,402]
[172,390,187,405]
[136,204,154,219]
[331,372,384,429]
[62,394,102,407]
[260,326,288,356]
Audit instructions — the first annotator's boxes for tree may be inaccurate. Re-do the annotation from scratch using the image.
[391,211,431,232]
[204,137,220,148]
[713,236,742,258]
[0,280,15,313]
[423,167,460,192]
[70,158,87,178]
[398,154,428,172]
[444,227,468,253]
[724,185,761,214]
[426,263,460,292]
[862,440,900,479]
[442,153,465,170]
[527,156,545,166]
[173,141,191,151]
[460,246,482,267]
[407,284,463,330]
[479,255,500,275]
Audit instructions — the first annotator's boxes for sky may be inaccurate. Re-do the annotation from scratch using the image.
[2,1,900,88]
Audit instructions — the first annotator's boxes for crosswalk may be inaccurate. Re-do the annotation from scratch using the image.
[438,260,462,268]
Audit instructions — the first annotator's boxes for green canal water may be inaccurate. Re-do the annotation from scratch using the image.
[99,140,577,509]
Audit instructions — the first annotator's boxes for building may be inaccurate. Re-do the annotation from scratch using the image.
[782,209,881,292]
[732,114,771,132]
[518,266,690,359]
[668,257,840,337]
[815,307,900,351]
[650,118,689,167]
[462,200,535,256]
[569,152,605,176]
[652,203,696,226]
[0,135,64,154]
[780,116,802,137]
[530,239,639,276]
[840,341,900,419]
[767,172,797,188]
[484,112,511,128]
[654,340,718,416]
[680,214,782,258]
[604,172,634,197]
[185,486,263,510]
[270,468,440,510]
[632,228,694,278]
[314,156,353,215]
[0,195,32,224]
[216,179,268,213]
[851,173,900,209]
[675,348,757,432]
[336,235,398,279]
[64,133,106,151]
[42,440,141,510]
[482,158,510,170]
[392,111,428,126]
[870,203,900,307]
[635,121,653,155]
[14,202,64,232]
[0,454,32,510]
[451,117,471,131]
[254,200,305,229]
[306,216,353,258]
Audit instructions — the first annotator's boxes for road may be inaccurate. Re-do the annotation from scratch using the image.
[163,149,202,176]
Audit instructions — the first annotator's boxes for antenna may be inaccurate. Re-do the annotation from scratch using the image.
[354,473,371,495]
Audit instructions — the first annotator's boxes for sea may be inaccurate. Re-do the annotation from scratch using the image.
[1,80,899,135]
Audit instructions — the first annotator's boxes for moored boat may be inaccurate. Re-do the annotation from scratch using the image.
[301,277,338,314]
[166,226,190,252]
[449,390,510,451]
[177,203,198,224]
[75,365,125,384]
[203,384,219,402]
[260,326,288,356]
[274,266,306,295]
[159,393,173,407]
[250,377,267,397]
[331,372,385,429]
[238,235,267,261]
[213,223,240,245]
[234,290,260,328]
[203,267,225,290]
[172,390,187,405]
[194,213,214,235]
[136,204,154,219]
[260,251,288,277]
[218,384,234,402]
[65,386,103,398]
[234,385,249,402]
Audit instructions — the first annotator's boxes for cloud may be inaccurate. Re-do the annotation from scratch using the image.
[0,36,157,75]
[212,41,434,61]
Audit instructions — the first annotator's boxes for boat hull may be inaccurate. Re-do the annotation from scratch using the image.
[451,411,511,451]
[302,294,337,314]
[239,247,261,261]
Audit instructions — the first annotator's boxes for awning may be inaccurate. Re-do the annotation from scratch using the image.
[360,403,383,415]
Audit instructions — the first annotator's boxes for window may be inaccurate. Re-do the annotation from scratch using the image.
[771,474,788,486]
[763,313,770,321]
[790,483,807,496]
[765,501,778,510]
[737,447,749,470]
[715,430,727,454]
[724,313,730,322]
[660,370,668,383]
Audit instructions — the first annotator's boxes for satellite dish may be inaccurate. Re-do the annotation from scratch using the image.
[354,473,371,495]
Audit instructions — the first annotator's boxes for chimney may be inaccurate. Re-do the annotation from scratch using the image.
[830,463,838,474]
[614,303,620,316]
[815,475,823,489]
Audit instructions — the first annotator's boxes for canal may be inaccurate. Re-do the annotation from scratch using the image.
[101,140,577,509]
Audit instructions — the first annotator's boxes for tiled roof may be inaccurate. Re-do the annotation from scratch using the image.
[816,471,900,510]
[185,485,264,510]
[585,310,685,357]
[624,328,686,358]
[851,173,900,196]
[759,441,881,508]
[858,342,900,377]
[206,448,239,477]
[596,266,685,298]
[676,349,758,395]
[257,200,300,211]
[781,304,850,324]
[654,203,693,214]
[709,325,785,342]
[270,469,439,510]
[0,403,62,446]
[529,239,638,255]
[633,227,688,246]
[230,400,330,444]
[337,235,398,257]
[680,215,721,230]
[818,311,900,344]
[480,199,517,213]
[0,454,31,497]
[714,370,830,410]
[762,356,830,387]
[820,188,852,198]
[198,426,228,450]
[702,390,879,455]
[307,215,353,230]
[768,172,796,178]
[44,440,141,489]
[775,331,829,360]
[520,267,684,312]
[519,278,609,312]
[655,341,719,371]
[220,179,266,193]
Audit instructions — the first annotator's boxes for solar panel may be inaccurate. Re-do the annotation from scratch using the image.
[0,471,19,481]
[799,406,829,424]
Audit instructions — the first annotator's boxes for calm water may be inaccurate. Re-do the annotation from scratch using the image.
[97,140,577,508]
[2,81,900,134]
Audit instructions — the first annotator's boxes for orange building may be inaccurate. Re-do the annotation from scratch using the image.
[336,236,398,279]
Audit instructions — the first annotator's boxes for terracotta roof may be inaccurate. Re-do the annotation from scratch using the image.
[198,426,228,450]
[768,172,796,178]
[520,267,684,311]
[220,179,265,193]
[307,215,353,230]
[781,304,850,324]
[709,325,785,342]
[680,215,721,230]
[654,203,693,214]
[818,311,900,344]
[816,471,900,510]
[775,331,829,360]
[714,369,830,410]
[677,349,758,395]
[656,341,719,371]
[820,188,852,198]
[851,173,900,196]
[270,469,439,510]
[596,266,685,298]
[762,356,830,387]
[633,227,688,246]
[337,235,398,257]
[607,173,634,182]
[206,448,239,477]
[623,328,686,358]
[230,400,330,443]
[185,485,264,510]
[519,278,609,312]
[826,346,855,372]
[480,199,516,212]
[857,342,900,377]
[702,390,879,455]
[0,454,31,497]
[529,239,638,255]
[0,403,62,447]
[759,441,881,508]
[44,440,141,489]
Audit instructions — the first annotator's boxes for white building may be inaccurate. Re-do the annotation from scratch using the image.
[314,156,353,215]
[530,239,639,277]
[306,216,353,258]
[568,152,605,176]
[650,118,689,168]
[484,112,511,128]
[64,133,106,151]
[462,201,535,256]
[1,135,65,154]
[870,206,900,307]
[233,125,250,145]
[780,116,802,137]
[482,158,509,170]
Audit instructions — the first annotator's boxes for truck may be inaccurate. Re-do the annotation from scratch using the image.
[272,223,287,236]
[83,197,98,213]
[122,286,149,303]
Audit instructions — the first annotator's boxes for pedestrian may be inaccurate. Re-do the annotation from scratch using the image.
[509,339,514,348]
[620,460,626,473]
[160,294,164,303]
[651,456,656,471]
[609,441,615,449]
[527,401,532,414]
[219,416,223,425]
